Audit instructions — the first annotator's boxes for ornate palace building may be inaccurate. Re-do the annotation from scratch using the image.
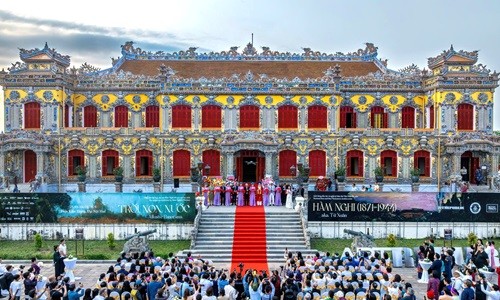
[0,42,498,191]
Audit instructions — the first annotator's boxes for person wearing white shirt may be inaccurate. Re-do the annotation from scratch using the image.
[479,278,500,300]
[59,239,67,258]
[223,279,238,300]
[199,274,213,296]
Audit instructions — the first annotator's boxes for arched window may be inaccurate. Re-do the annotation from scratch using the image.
[457,103,474,130]
[102,150,119,176]
[414,150,431,177]
[136,150,153,176]
[380,150,397,177]
[83,105,98,127]
[172,105,192,128]
[173,150,190,177]
[114,105,128,128]
[24,102,41,129]
[68,149,84,176]
[346,150,364,177]
[371,106,387,128]
[339,106,357,128]
[239,105,260,129]
[401,106,415,128]
[279,150,297,177]
[145,105,160,128]
[202,105,222,129]
[202,150,221,176]
[308,105,327,129]
[309,150,326,177]
[278,105,298,129]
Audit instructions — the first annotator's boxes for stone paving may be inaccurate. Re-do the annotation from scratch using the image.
[6,260,497,300]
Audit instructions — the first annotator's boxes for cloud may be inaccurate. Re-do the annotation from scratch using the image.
[0,9,197,69]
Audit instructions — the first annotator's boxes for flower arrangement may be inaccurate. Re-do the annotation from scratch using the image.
[423,258,430,262]
[68,254,74,259]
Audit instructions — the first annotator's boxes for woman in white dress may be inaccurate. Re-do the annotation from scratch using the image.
[285,186,293,209]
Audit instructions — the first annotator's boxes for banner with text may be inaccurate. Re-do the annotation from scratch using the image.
[0,193,196,223]
[307,191,499,223]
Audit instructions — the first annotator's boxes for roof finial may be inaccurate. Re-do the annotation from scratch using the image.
[450,44,454,52]
[251,33,254,46]
[44,42,49,50]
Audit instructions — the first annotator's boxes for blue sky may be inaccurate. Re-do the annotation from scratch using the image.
[0,0,499,128]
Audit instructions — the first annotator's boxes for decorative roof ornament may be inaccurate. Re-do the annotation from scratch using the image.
[398,63,421,75]
[427,45,479,68]
[78,62,101,74]
[242,43,257,56]
[117,42,381,62]
[19,42,70,67]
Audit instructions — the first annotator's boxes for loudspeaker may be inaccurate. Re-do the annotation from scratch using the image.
[173,178,180,188]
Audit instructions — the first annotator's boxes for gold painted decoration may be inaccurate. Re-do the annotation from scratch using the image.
[329,95,343,107]
[431,91,463,104]
[350,95,375,112]
[93,94,118,111]
[471,91,493,104]
[366,145,378,156]
[125,94,149,111]
[413,95,427,107]
[291,95,314,105]
[87,144,99,155]
[35,89,62,103]
[6,89,28,103]
[382,95,406,112]
[122,144,132,155]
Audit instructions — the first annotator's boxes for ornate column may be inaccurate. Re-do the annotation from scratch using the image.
[492,153,499,174]
[452,153,461,174]
[265,152,273,176]
[193,104,201,132]
[36,151,45,180]
[0,151,5,178]
[225,152,234,177]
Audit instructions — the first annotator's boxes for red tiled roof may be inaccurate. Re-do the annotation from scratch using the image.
[118,60,381,79]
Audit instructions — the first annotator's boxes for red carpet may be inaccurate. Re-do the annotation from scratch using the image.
[230,206,269,275]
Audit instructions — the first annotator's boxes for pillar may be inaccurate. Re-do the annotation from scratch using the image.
[337,182,345,191]
[411,183,420,192]
[0,151,5,178]
[452,153,461,174]
[115,182,123,192]
[77,182,86,192]
[193,106,201,132]
[225,152,234,177]
[36,151,45,181]
[265,152,273,176]
[153,182,161,193]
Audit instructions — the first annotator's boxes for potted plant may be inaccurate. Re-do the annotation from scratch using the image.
[410,168,421,183]
[374,166,384,183]
[153,167,161,182]
[75,165,87,182]
[113,166,124,182]
[334,165,346,183]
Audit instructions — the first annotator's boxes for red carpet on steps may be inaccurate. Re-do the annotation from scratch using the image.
[230,206,269,274]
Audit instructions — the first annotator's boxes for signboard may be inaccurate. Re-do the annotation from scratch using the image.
[0,193,196,223]
[308,191,500,223]
[444,229,452,241]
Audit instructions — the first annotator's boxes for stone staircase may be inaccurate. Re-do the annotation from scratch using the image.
[178,207,318,266]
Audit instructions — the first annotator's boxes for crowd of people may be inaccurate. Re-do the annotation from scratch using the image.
[0,239,499,300]
[199,176,301,209]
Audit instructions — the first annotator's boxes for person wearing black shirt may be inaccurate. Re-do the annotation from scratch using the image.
[473,246,490,269]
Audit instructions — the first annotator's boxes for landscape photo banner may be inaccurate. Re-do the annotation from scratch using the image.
[0,193,196,223]
[307,191,500,223]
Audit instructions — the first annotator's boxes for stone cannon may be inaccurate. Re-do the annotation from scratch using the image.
[122,229,157,256]
[343,229,376,251]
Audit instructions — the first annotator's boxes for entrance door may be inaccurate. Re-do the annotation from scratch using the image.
[235,150,265,182]
[24,150,37,182]
[242,157,257,182]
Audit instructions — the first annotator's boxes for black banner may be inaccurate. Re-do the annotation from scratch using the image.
[307,191,500,222]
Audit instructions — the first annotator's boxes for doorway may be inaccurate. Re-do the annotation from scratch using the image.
[24,150,37,182]
[235,150,265,182]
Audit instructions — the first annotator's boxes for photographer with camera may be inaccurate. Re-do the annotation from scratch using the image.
[48,280,67,300]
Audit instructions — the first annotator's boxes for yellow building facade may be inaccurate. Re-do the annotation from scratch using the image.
[0,42,498,191]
